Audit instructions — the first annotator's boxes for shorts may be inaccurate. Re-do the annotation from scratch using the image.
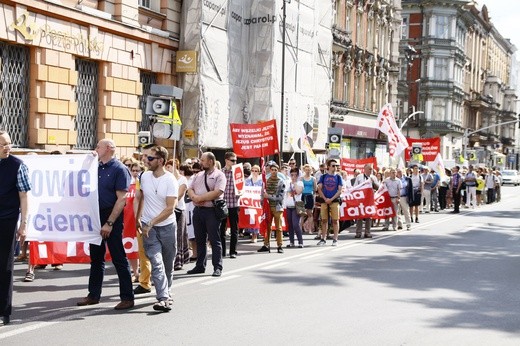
[320,202,340,221]
[302,193,314,210]
[409,191,422,207]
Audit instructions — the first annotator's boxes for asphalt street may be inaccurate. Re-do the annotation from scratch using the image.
[1,186,520,345]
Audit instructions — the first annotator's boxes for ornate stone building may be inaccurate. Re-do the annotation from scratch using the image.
[0,0,181,158]
[331,0,402,162]
[399,0,517,166]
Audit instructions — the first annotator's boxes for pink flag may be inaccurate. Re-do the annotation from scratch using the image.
[377,104,409,158]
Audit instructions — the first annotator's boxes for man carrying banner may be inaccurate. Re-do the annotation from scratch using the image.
[382,168,402,232]
[0,130,31,325]
[317,159,343,246]
[354,164,379,238]
[134,146,178,312]
[77,139,134,310]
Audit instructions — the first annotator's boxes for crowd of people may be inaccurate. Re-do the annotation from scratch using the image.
[0,131,507,324]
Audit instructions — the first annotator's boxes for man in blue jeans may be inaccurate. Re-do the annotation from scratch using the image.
[77,139,134,310]
[134,145,178,312]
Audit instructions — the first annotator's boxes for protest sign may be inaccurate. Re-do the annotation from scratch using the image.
[341,157,378,175]
[230,120,279,158]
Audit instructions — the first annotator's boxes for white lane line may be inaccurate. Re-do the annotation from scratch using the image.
[300,253,324,260]
[262,262,289,270]
[201,275,241,286]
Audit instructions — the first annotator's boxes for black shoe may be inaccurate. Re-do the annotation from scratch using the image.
[2,315,10,325]
[415,218,419,223]
[187,267,205,275]
[257,246,270,253]
[277,247,284,253]
[212,269,222,277]
[133,285,152,294]
[230,253,237,259]
[397,226,403,230]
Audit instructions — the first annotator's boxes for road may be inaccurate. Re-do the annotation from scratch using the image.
[2,186,520,345]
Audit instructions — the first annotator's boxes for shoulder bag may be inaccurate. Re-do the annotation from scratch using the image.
[204,173,228,220]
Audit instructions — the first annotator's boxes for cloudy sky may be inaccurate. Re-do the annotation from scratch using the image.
[480,0,520,51]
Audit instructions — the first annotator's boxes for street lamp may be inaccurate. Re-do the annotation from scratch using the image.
[278,0,291,166]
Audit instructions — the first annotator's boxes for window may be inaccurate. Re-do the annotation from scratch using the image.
[432,99,446,121]
[74,59,99,150]
[139,0,151,8]
[344,68,350,104]
[435,16,449,39]
[401,17,409,39]
[0,42,30,147]
[434,58,449,80]
[139,71,158,131]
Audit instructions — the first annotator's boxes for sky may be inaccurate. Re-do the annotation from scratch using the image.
[479,0,520,51]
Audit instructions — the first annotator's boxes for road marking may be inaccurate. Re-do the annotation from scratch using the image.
[201,275,241,285]
[262,262,290,270]
[300,253,324,260]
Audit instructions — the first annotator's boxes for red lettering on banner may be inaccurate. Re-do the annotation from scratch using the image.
[341,157,378,175]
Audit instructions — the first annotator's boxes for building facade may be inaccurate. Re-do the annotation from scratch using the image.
[331,0,402,165]
[0,0,181,158]
[399,0,517,167]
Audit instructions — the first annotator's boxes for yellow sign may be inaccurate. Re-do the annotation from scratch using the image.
[183,130,195,139]
[176,51,197,73]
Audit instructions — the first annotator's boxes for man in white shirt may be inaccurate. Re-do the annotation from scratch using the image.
[383,168,402,231]
[354,164,379,238]
[134,146,179,312]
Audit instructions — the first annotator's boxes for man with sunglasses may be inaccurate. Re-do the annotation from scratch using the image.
[0,130,31,325]
[219,152,240,258]
[134,146,178,312]
[316,159,343,246]
[77,139,134,310]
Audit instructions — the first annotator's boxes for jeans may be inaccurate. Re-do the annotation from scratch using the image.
[0,218,17,318]
[88,209,134,301]
[143,222,177,301]
[219,207,239,256]
[193,207,223,271]
[431,188,439,211]
[286,208,303,245]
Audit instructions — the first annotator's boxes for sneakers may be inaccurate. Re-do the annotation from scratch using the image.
[257,245,270,253]
[134,285,152,294]
[332,240,338,246]
[153,300,172,312]
[298,244,304,248]
[24,271,34,282]
[316,239,326,246]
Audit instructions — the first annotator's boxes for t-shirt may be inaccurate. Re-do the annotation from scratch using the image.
[465,171,476,186]
[140,171,179,227]
[176,175,188,211]
[318,173,342,199]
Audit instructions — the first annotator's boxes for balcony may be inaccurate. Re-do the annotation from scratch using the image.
[422,79,454,90]
[420,120,464,135]
[332,25,352,49]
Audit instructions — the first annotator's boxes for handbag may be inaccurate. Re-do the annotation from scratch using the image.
[294,199,307,216]
[204,173,229,221]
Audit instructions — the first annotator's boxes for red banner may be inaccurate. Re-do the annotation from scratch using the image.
[338,182,396,221]
[372,185,397,220]
[341,157,378,175]
[405,137,441,162]
[238,186,263,229]
[230,120,279,158]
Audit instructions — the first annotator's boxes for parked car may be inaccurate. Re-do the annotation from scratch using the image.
[501,170,520,186]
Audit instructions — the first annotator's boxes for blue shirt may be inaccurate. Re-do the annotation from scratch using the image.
[400,176,409,196]
[98,158,130,210]
[319,173,342,199]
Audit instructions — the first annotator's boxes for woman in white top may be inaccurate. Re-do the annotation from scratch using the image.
[245,165,263,243]
[285,168,304,248]
[169,161,190,270]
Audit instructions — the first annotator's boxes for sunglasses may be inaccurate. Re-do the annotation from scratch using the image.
[147,156,159,161]
[228,158,237,162]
